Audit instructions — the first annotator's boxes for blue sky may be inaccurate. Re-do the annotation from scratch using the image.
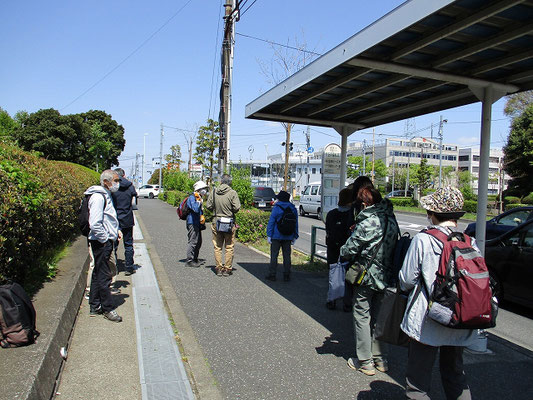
[1,0,512,175]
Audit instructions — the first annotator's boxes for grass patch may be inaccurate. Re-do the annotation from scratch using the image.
[24,241,71,296]
[248,238,328,273]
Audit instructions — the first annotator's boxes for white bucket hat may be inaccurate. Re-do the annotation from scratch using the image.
[193,181,208,192]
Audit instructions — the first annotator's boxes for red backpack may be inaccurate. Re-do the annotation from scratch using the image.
[423,229,497,329]
[177,195,190,220]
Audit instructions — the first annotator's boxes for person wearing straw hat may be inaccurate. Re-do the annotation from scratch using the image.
[399,186,477,399]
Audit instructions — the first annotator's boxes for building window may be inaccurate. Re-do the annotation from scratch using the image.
[473,155,480,161]
[489,157,499,163]
[459,155,469,161]
[312,168,316,174]
[472,167,479,173]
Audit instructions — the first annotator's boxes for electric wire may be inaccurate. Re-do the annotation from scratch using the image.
[208,0,224,120]
[61,0,196,111]
[236,32,322,56]
[240,0,259,17]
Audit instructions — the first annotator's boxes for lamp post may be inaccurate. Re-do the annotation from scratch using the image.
[143,133,149,185]
[438,116,448,188]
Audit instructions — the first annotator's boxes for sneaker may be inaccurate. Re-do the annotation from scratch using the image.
[194,259,205,265]
[283,273,291,282]
[125,266,135,275]
[265,274,276,281]
[326,301,336,310]
[104,310,123,323]
[374,359,388,373]
[89,306,103,316]
[110,287,121,295]
[216,268,223,277]
[84,289,90,300]
[222,269,230,277]
[347,357,375,376]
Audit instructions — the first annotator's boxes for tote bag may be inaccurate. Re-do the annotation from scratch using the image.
[327,261,347,302]
[374,286,409,347]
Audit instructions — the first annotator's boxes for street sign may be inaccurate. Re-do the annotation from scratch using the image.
[307,147,314,153]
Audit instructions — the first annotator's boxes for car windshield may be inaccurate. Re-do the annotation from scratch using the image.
[255,187,275,198]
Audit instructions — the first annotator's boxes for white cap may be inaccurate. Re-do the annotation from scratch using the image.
[193,181,207,192]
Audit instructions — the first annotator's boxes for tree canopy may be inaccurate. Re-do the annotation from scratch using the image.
[504,91,533,119]
[194,119,219,181]
[347,155,387,180]
[12,108,125,169]
[503,103,533,196]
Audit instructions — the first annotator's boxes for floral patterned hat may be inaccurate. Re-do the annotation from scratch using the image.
[420,186,465,217]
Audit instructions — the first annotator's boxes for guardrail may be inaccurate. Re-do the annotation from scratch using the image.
[310,226,327,263]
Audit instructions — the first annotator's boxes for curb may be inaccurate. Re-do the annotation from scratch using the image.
[0,236,89,400]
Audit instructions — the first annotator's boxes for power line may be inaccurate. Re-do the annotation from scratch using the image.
[208,0,224,120]
[240,0,259,16]
[61,0,196,111]
[236,32,322,56]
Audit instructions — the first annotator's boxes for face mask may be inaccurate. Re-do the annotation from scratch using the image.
[109,181,119,192]
[199,189,207,196]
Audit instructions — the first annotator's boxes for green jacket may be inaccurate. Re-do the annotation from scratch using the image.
[205,184,241,219]
[340,198,399,291]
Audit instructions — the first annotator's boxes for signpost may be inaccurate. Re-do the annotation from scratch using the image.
[321,143,342,222]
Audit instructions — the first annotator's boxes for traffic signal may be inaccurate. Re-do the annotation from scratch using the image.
[289,142,293,151]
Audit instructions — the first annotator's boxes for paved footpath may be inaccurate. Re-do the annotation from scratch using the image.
[55,198,533,400]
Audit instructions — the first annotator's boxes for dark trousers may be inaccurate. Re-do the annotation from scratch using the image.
[89,240,115,312]
[186,224,202,261]
[122,226,134,267]
[406,340,471,400]
[269,239,291,275]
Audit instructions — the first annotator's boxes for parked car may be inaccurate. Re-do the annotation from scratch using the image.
[138,184,160,199]
[485,219,533,308]
[299,182,322,217]
[253,187,276,211]
[464,206,533,240]
[385,190,413,198]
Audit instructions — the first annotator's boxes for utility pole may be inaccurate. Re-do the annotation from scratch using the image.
[218,0,237,177]
[438,115,447,188]
[392,153,396,192]
[282,129,293,191]
[134,153,140,188]
[362,139,366,176]
[159,123,164,189]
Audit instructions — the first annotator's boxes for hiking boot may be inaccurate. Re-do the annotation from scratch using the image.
[125,265,136,275]
[90,306,103,316]
[104,310,123,323]
[374,359,388,373]
[343,304,352,313]
[222,268,231,277]
[194,259,205,265]
[265,274,276,281]
[347,357,375,376]
[185,260,195,267]
[326,301,336,310]
[216,268,223,277]
[283,273,291,282]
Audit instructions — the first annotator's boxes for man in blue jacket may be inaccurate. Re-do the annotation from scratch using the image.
[266,190,298,282]
[112,168,137,275]
[185,180,208,268]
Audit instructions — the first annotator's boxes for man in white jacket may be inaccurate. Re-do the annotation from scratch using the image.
[85,169,123,322]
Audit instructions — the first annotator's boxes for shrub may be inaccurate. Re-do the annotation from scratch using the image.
[504,196,521,205]
[506,203,530,210]
[235,208,270,243]
[487,195,497,202]
[522,193,533,205]
[230,166,254,209]
[163,171,195,192]
[463,200,478,213]
[389,197,418,207]
[0,143,99,285]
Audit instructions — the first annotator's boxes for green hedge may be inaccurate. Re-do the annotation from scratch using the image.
[505,196,521,204]
[0,143,99,285]
[522,193,533,205]
[235,208,270,243]
[506,203,530,210]
[389,197,418,207]
[463,200,478,213]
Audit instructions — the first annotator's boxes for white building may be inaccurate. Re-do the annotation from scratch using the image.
[458,148,509,195]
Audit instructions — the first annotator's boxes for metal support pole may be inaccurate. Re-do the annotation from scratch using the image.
[392,154,395,192]
[159,124,164,189]
[362,139,366,176]
[311,226,317,263]
[475,88,493,256]
[340,129,348,187]
[438,115,447,188]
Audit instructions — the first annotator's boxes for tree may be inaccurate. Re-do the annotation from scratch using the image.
[194,119,219,182]
[230,165,254,209]
[80,110,125,167]
[504,91,533,119]
[347,156,387,180]
[415,158,432,195]
[503,104,533,196]
[0,108,17,140]
[165,144,182,170]
[88,122,112,172]
[457,170,476,201]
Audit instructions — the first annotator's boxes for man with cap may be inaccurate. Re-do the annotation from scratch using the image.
[399,186,477,399]
[265,190,299,282]
[325,187,355,310]
[185,180,208,268]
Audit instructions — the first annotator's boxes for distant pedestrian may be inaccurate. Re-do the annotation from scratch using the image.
[84,169,123,323]
[112,168,138,275]
[340,187,399,376]
[185,180,208,268]
[399,187,476,399]
[265,190,299,282]
[325,188,354,310]
[205,174,241,277]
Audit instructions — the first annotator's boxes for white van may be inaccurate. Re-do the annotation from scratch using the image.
[299,182,322,216]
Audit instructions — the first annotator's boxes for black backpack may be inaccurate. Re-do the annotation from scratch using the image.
[277,205,297,235]
[78,193,107,236]
[0,283,40,348]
